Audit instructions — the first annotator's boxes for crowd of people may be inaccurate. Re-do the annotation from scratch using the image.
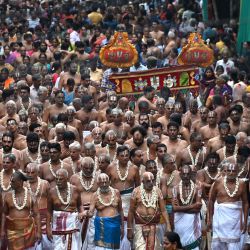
[0,0,249,249]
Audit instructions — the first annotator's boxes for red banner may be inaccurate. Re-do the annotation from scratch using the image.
[109,65,200,96]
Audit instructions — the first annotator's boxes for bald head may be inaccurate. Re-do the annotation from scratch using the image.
[97,173,109,183]
[26,162,39,172]
[56,168,68,178]
[142,172,154,181]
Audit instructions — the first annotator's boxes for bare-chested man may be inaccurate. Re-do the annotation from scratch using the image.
[43,91,68,125]
[84,173,124,250]
[39,142,72,187]
[208,163,248,249]
[134,86,157,113]
[0,100,20,126]
[76,95,100,131]
[107,145,140,250]
[160,154,181,229]
[127,172,171,249]
[102,130,120,162]
[144,135,160,163]
[6,118,27,150]
[20,132,41,171]
[242,93,250,124]
[1,171,41,249]
[228,105,249,135]
[157,101,175,134]
[47,169,84,250]
[155,143,167,169]
[26,163,51,250]
[125,126,148,152]
[105,108,130,145]
[172,165,202,249]
[70,157,98,250]
[191,106,208,133]
[0,132,22,169]
[176,132,206,171]
[200,111,219,146]
[183,99,199,131]
[207,121,230,153]
[151,122,168,142]
[59,62,81,89]
[63,141,83,174]
[0,154,16,193]
[152,98,166,123]
[162,121,188,157]
[150,21,164,45]
[216,135,238,161]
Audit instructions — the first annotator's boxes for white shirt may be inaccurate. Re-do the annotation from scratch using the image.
[30,85,39,102]
[70,31,80,45]
[129,64,148,72]
[215,59,234,75]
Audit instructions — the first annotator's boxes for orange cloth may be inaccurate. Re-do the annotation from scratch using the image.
[4,77,14,89]
[6,216,36,250]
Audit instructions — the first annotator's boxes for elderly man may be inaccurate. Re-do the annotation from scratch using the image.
[208,163,248,249]
[0,100,20,125]
[1,171,41,249]
[70,157,98,249]
[63,141,82,174]
[173,165,202,249]
[47,169,84,250]
[105,108,130,145]
[127,172,171,249]
[85,173,124,250]
[26,163,51,250]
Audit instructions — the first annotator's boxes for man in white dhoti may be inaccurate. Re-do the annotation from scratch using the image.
[47,169,84,250]
[208,163,248,250]
[172,165,202,250]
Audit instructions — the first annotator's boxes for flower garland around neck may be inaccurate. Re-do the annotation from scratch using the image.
[187,145,202,166]
[179,180,195,205]
[49,159,63,178]
[79,170,95,191]
[204,167,220,180]
[106,143,118,162]
[97,186,115,206]
[27,177,42,197]
[26,147,41,164]
[0,169,15,191]
[56,182,71,205]
[223,176,239,198]
[12,187,28,210]
[116,160,131,181]
[140,183,158,209]
[20,97,32,111]
[223,145,238,159]
[69,156,83,175]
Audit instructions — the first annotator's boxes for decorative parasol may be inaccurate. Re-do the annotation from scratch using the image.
[177,32,214,68]
[99,31,138,68]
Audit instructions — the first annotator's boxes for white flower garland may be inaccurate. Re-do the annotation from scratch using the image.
[20,97,31,111]
[69,156,82,175]
[56,182,71,205]
[106,143,118,162]
[49,159,63,177]
[26,148,41,164]
[179,180,195,205]
[238,164,246,178]
[187,145,201,166]
[0,169,14,191]
[204,167,220,180]
[223,176,239,198]
[27,177,42,197]
[223,145,238,159]
[79,170,95,191]
[12,187,28,210]
[140,184,158,209]
[97,187,115,206]
[116,160,131,181]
